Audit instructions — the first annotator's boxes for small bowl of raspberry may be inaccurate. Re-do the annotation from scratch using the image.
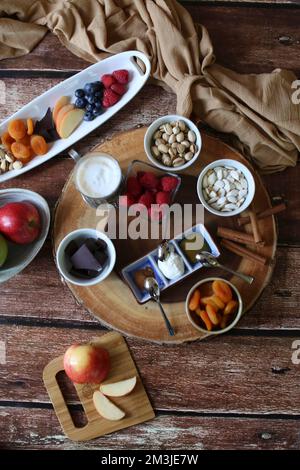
[119,160,181,222]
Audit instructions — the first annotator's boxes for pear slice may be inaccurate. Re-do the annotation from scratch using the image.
[100,376,137,397]
[93,391,125,421]
[58,108,85,139]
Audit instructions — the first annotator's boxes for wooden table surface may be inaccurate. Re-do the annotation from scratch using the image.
[0,2,300,450]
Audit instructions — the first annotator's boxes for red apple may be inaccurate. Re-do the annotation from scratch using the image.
[63,343,110,384]
[0,201,41,244]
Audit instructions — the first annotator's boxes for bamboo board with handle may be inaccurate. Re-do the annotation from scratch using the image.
[53,128,277,344]
[43,332,155,441]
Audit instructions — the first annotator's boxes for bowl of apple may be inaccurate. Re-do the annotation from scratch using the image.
[0,188,50,283]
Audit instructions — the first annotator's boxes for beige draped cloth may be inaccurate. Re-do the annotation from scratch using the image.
[0,0,299,172]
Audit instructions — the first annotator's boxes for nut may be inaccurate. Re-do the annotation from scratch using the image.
[12,161,23,170]
[188,130,196,143]
[162,154,172,166]
[172,157,185,167]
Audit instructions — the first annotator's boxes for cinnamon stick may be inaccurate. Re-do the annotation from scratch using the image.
[217,226,264,247]
[248,210,263,244]
[237,203,286,226]
[220,239,268,265]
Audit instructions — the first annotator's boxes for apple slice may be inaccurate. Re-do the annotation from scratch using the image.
[93,391,125,421]
[100,376,137,397]
[58,108,85,139]
[56,104,75,131]
[53,96,70,124]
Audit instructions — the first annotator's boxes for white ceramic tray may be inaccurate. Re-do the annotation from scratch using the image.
[0,51,151,183]
[0,189,50,283]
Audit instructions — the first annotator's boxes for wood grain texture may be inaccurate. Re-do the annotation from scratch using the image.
[52,128,276,343]
[43,332,154,441]
[0,325,299,415]
[1,406,299,450]
[1,4,300,75]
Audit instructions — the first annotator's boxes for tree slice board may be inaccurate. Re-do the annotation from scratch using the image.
[53,128,277,344]
[43,332,155,441]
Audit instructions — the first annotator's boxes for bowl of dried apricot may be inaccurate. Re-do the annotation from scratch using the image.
[185,278,243,335]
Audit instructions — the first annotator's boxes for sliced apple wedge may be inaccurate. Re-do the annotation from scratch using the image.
[58,108,85,139]
[100,376,137,397]
[53,96,70,124]
[93,391,125,421]
[56,103,75,131]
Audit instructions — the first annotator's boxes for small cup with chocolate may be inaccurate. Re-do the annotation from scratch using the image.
[56,228,116,286]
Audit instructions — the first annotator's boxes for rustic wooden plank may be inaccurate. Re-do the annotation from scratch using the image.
[0,5,300,75]
[0,325,299,414]
[0,77,298,244]
[0,406,299,449]
[0,245,299,330]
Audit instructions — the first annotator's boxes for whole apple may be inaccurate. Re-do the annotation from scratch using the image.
[0,201,41,244]
[63,343,110,384]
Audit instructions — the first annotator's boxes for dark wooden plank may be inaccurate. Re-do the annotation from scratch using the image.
[0,406,299,449]
[0,241,299,330]
[0,5,300,75]
[0,325,299,414]
[0,78,298,244]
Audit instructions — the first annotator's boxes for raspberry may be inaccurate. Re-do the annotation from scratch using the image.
[111,83,126,96]
[137,171,145,181]
[119,194,135,207]
[156,191,171,205]
[101,74,116,88]
[112,69,129,84]
[102,89,120,107]
[126,176,142,197]
[160,176,179,192]
[139,172,160,190]
[148,205,165,221]
[138,191,155,208]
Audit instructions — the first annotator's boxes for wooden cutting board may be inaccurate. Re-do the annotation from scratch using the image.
[52,128,277,344]
[43,332,154,441]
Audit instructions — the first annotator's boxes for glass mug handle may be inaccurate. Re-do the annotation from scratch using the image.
[68,148,81,162]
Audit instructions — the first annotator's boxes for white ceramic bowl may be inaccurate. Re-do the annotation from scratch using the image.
[56,228,116,286]
[144,114,202,172]
[197,159,255,217]
[0,189,50,284]
[185,277,243,335]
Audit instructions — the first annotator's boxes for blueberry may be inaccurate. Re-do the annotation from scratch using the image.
[91,81,103,91]
[86,103,94,112]
[94,90,103,99]
[75,97,87,109]
[86,94,96,104]
[93,107,103,117]
[93,101,102,109]
[75,88,85,98]
[83,112,95,122]
[84,82,94,94]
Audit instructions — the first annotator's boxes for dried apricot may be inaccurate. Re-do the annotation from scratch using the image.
[206,304,220,326]
[8,119,26,140]
[30,135,48,156]
[27,118,34,136]
[212,280,233,303]
[211,295,225,310]
[220,315,230,330]
[189,289,201,311]
[201,296,219,311]
[224,300,238,316]
[11,142,32,163]
[195,309,213,331]
[1,131,15,150]
[17,134,31,146]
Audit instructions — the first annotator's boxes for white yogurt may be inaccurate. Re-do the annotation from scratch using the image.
[75,154,122,199]
[158,246,185,280]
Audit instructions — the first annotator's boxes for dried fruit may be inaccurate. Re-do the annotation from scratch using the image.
[195,309,212,331]
[11,142,32,163]
[212,280,233,304]
[224,300,238,316]
[206,304,220,326]
[27,118,34,136]
[189,289,201,311]
[8,119,26,140]
[30,135,48,156]
[1,131,15,151]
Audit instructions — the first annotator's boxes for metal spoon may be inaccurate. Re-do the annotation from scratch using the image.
[195,251,254,285]
[158,239,171,261]
[144,277,175,336]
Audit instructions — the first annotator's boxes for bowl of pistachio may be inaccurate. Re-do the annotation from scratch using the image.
[144,115,202,172]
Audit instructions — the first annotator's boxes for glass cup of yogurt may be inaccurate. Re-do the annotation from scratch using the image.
[71,151,123,208]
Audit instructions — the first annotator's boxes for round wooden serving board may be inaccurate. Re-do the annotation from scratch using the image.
[53,128,277,344]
